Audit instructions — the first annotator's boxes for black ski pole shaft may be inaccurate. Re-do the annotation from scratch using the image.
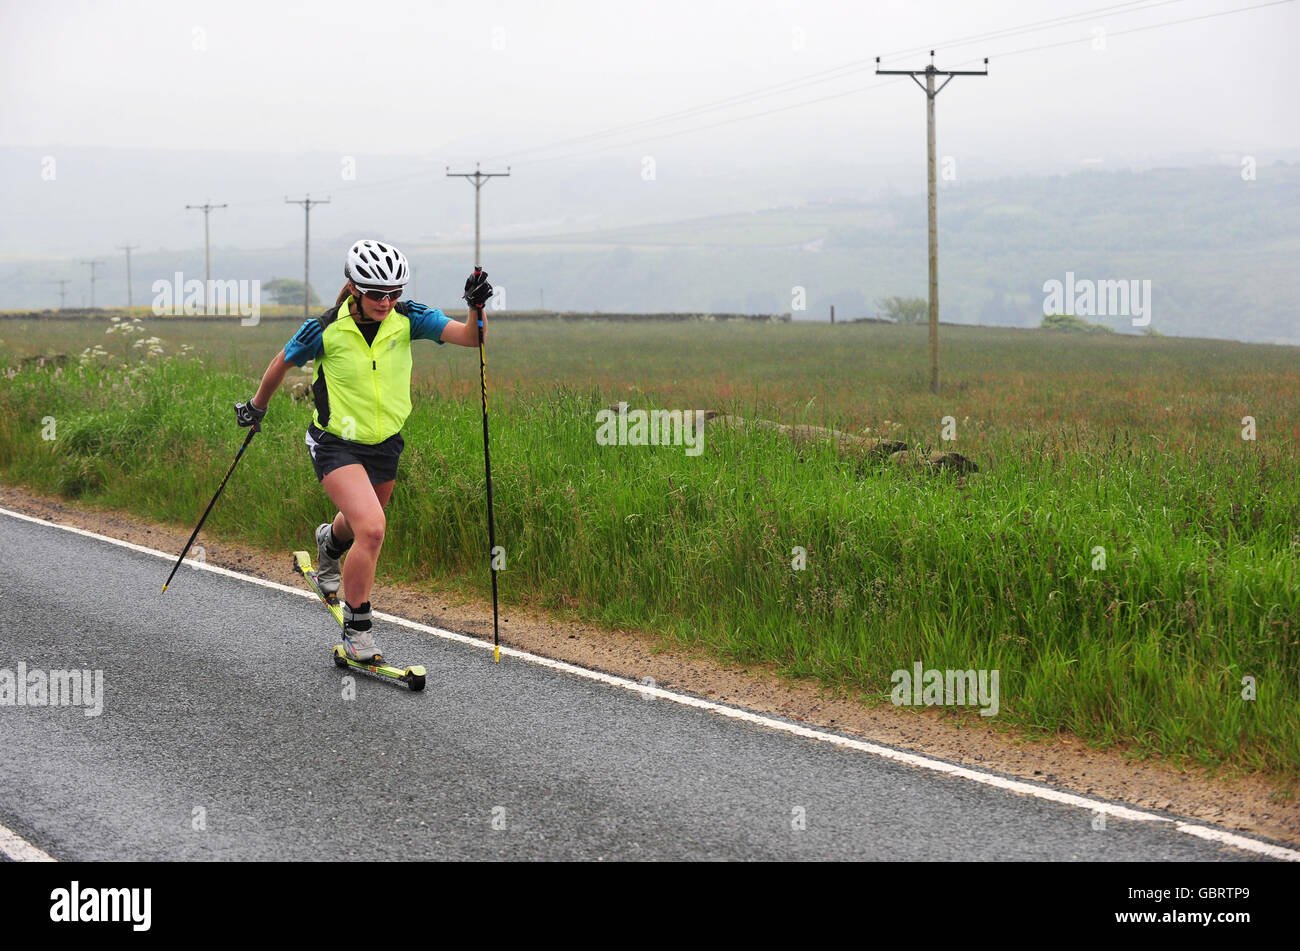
[475,299,501,663]
[162,427,256,592]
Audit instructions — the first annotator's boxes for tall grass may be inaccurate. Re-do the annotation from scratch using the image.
[2,321,1298,775]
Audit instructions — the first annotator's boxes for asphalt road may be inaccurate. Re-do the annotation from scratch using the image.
[0,510,1279,861]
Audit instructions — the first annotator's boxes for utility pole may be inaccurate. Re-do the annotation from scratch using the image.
[47,279,70,310]
[446,162,510,267]
[78,259,104,309]
[185,200,228,312]
[117,244,140,311]
[285,194,330,318]
[877,51,987,395]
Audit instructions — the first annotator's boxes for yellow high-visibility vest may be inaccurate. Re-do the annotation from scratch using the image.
[311,296,414,443]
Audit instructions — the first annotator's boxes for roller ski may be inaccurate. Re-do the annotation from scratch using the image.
[292,548,426,691]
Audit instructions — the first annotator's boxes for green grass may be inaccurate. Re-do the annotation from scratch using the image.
[2,319,1298,776]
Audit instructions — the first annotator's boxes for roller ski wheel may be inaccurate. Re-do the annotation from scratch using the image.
[331,645,427,692]
[294,550,426,693]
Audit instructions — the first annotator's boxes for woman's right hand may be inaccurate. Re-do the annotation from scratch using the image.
[234,398,266,432]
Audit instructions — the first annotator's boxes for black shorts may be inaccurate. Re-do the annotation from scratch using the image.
[306,424,404,485]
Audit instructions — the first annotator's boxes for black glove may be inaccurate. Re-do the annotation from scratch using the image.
[234,398,266,432]
[463,268,493,309]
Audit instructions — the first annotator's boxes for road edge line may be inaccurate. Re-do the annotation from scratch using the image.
[0,823,55,862]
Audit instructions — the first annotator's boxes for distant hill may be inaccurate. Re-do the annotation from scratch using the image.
[4,163,1295,345]
[430,164,1296,344]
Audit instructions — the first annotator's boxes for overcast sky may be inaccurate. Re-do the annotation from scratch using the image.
[2,0,1298,265]
[4,0,1298,164]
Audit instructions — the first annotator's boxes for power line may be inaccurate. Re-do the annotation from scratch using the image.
[225,162,450,210]
[513,0,1293,169]
[485,0,1191,166]
[950,0,1297,67]
[876,0,1188,64]
[196,0,1258,212]
[44,0,1288,259]
[215,1,1198,206]
[481,61,881,164]
[505,77,904,168]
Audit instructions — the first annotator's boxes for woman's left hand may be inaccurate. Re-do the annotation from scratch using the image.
[463,269,493,309]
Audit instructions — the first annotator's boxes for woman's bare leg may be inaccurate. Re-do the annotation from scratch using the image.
[328,479,395,541]
[319,467,393,608]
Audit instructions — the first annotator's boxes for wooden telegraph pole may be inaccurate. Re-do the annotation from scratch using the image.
[446,163,511,267]
[877,52,988,395]
[285,195,330,318]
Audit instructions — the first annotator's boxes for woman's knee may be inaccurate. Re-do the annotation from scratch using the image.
[353,513,386,549]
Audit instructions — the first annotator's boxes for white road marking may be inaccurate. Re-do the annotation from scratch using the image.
[0,823,55,862]
[1,503,1296,862]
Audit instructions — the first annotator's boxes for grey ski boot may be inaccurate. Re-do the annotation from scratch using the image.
[343,601,382,663]
[315,522,350,602]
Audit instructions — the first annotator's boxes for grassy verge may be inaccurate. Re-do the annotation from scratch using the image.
[1,336,1297,776]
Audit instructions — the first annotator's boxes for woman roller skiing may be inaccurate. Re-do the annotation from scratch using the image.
[234,239,493,663]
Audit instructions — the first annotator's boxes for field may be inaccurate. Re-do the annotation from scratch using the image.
[2,315,1298,776]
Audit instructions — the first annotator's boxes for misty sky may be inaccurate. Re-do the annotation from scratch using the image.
[5,0,1297,162]
[2,0,1298,281]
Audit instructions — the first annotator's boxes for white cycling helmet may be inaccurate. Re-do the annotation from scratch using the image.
[344,239,409,288]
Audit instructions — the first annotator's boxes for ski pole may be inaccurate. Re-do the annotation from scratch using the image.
[472,274,502,663]
[162,427,256,592]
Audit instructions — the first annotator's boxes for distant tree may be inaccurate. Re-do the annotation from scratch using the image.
[264,278,321,307]
[877,295,928,324]
[1041,313,1114,333]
